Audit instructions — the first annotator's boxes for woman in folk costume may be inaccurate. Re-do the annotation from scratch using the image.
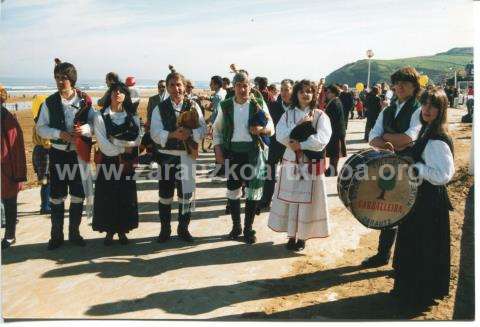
[150,67,207,243]
[36,59,95,250]
[1,85,27,249]
[268,80,332,251]
[324,84,346,177]
[93,82,141,245]
[391,87,455,309]
[213,71,274,244]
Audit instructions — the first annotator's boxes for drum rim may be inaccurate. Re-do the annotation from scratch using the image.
[339,149,418,230]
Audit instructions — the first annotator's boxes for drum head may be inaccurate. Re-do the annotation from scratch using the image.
[337,149,381,208]
[347,152,418,229]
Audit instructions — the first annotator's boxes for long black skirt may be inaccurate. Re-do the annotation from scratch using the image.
[93,156,139,234]
[392,181,452,306]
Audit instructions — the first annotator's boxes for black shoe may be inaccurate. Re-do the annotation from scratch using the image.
[243,229,257,244]
[157,228,171,243]
[294,239,305,251]
[178,228,194,243]
[286,238,296,250]
[104,233,114,246]
[361,253,390,267]
[118,233,129,245]
[69,235,86,247]
[1,238,16,249]
[227,225,242,239]
[47,238,64,250]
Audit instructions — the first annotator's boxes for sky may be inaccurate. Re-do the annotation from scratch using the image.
[0,0,475,82]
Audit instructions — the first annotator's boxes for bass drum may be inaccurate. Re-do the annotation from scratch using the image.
[337,149,418,229]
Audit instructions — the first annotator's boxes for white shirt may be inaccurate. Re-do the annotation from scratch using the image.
[413,139,455,185]
[150,98,207,156]
[212,98,275,146]
[93,107,141,157]
[275,107,332,161]
[368,100,422,142]
[36,92,95,151]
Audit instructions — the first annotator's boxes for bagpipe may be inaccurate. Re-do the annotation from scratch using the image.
[94,109,140,175]
[247,93,270,149]
[72,89,94,162]
[289,109,324,161]
[177,98,200,159]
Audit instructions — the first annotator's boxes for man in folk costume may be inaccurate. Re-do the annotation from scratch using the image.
[362,66,423,267]
[1,85,27,249]
[150,68,207,243]
[258,79,293,213]
[212,71,274,244]
[268,79,332,251]
[36,59,95,250]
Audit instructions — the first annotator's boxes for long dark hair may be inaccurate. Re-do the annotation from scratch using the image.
[290,79,317,109]
[419,86,449,138]
[104,82,135,114]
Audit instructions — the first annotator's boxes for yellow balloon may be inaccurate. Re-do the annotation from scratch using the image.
[355,82,365,92]
[419,75,429,87]
[31,95,48,120]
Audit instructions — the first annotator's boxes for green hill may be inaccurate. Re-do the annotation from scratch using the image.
[325,47,473,86]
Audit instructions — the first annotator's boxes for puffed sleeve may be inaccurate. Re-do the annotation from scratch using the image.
[93,111,124,157]
[36,102,61,140]
[150,105,170,147]
[413,139,455,185]
[191,101,207,144]
[275,111,292,147]
[300,111,332,151]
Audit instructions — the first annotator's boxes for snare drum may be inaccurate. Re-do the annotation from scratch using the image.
[337,149,418,229]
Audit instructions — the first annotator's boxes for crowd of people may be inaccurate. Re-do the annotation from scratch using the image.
[1,60,459,311]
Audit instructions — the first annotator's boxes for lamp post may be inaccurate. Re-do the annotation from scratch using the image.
[366,49,374,90]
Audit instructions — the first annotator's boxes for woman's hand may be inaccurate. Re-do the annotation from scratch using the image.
[289,139,301,151]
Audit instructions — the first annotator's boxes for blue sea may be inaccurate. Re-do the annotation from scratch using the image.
[0,77,210,94]
[1,77,211,111]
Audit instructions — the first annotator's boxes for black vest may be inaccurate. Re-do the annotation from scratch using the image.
[382,97,420,134]
[45,91,91,145]
[158,99,191,150]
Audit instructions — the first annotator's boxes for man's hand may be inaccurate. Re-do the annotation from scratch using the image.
[170,127,191,141]
[59,131,73,143]
[249,126,264,136]
[289,139,301,151]
[124,147,133,154]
